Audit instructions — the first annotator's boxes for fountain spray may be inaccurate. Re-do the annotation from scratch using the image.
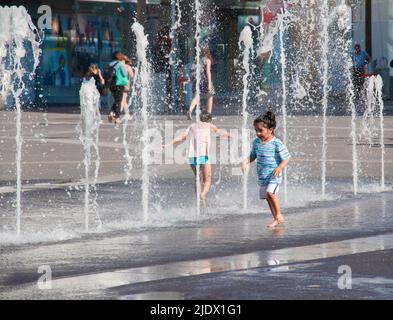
[132,22,152,222]
[194,0,202,217]
[239,25,254,209]
[0,6,41,236]
[77,80,102,231]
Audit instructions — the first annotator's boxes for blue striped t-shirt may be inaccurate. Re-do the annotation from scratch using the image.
[250,137,291,186]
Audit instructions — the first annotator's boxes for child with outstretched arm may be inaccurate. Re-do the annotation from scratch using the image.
[164,111,231,206]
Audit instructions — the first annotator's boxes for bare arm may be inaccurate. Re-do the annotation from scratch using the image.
[272,159,289,177]
[210,124,232,139]
[127,65,135,80]
[163,131,188,148]
[178,76,191,84]
[365,51,371,64]
[241,156,255,175]
[97,69,105,85]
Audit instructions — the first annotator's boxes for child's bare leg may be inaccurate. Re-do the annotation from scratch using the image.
[269,192,284,223]
[188,96,197,114]
[266,197,277,218]
[191,166,197,192]
[200,163,212,200]
[266,192,284,228]
[207,94,213,114]
[266,196,278,228]
[191,165,204,196]
[121,93,127,113]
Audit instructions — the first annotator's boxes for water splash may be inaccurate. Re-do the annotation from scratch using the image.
[0,6,41,236]
[194,0,203,217]
[278,9,288,203]
[320,0,330,199]
[239,25,254,209]
[122,64,139,185]
[132,22,152,222]
[339,4,359,195]
[374,75,385,189]
[361,76,378,145]
[77,80,102,231]
[169,0,182,111]
[360,74,385,191]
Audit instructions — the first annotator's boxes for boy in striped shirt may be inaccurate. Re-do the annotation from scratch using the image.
[242,111,291,228]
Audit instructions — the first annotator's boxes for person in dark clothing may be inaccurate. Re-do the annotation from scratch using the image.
[107,51,128,123]
[352,44,370,100]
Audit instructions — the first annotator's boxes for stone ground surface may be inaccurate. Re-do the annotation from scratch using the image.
[0,109,393,300]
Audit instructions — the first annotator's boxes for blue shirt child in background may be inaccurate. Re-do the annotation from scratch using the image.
[352,44,371,99]
[353,44,370,71]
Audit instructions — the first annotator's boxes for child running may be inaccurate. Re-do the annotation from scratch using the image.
[164,111,231,206]
[242,111,291,228]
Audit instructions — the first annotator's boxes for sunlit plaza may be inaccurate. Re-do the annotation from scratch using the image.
[1,0,393,301]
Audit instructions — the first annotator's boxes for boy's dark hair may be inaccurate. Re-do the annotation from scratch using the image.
[200,111,212,123]
[254,110,276,131]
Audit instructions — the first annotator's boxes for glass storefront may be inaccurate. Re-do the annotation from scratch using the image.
[6,0,389,110]
[352,0,393,98]
[11,0,259,110]
[35,0,137,105]
[3,0,170,107]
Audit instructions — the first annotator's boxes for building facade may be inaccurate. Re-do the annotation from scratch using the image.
[1,0,392,110]
[352,0,393,98]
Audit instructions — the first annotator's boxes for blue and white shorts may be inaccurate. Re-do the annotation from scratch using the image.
[259,184,280,199]
[188,156,209,167]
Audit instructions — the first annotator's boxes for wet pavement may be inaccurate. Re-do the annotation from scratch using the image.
[0,191,393,299]
[1,111,393,299]
[114,248,393,300]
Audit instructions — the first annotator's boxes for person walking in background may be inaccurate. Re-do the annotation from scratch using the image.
[121,56,135,114]
[187,47,215,120]
[106,51,129,124]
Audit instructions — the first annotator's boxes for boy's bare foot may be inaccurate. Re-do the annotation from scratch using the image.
[276,214,285,225]
[187,111,192,120]
[267,220,279,228]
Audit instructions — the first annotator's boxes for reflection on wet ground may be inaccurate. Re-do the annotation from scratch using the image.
[0,191,393,299]
[2,233,393,299]
[119,291,185,300]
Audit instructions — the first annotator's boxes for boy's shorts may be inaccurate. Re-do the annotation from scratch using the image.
[259,184,280,199]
